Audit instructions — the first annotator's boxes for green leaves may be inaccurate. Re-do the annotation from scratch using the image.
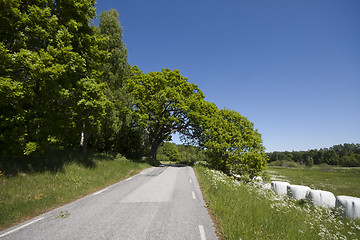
[24,142,38,155]
[1,2,267,176]
[0,0,107,158]
[88,9,132,154]
[125,67,205,160]
[188,103,267,176]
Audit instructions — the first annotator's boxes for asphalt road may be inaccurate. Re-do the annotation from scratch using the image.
[0,165,217,240]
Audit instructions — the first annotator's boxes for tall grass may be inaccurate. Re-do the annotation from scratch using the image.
[0,154,150,229]
[194,164,360,240]
[267,166,360,198]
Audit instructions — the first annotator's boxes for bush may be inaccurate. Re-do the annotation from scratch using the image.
[281,161,298,168]
[268,160,282,166]
[319,163,333,171]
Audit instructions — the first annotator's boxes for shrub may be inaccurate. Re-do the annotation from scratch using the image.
[282,161,298,168]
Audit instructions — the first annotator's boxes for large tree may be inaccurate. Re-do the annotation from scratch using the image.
[125,67,204,161]
[97,8,129,90]
[91,9,131,153]
[211,108,267,176]
[185,101,267,176]
[0,0,107,158]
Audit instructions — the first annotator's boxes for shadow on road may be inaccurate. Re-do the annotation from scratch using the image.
[159,163,187,167]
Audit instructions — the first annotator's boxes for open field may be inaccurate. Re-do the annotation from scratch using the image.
[266,166,360,198]
[0,154,150,230]
[194,164,360,240]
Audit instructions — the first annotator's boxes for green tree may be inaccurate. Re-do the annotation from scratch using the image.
[267,144,360,167]
[186,101,267,176]
[97,8,129,90]
[91,9,131,153]
[125,66,205,161]
[162,142,180,162]
[340,153,360,167]
[304,155,314,166]
[324,150,339,165]
[205,108,267,176]
[0,0,107,159]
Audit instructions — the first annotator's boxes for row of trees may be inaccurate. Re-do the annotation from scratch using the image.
[0,1,267,176]
[267,143,360,167]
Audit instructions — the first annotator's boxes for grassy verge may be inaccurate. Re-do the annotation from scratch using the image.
[0,154,150,230]
[266,166,360,198]
[194,164,360,240]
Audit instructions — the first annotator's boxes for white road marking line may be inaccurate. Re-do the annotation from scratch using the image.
[125,176,133,181]
[190,179,192,183]
[0,217,45,238]
[192,191,196,199]
[199,225,206,240]
[93,188,108,196]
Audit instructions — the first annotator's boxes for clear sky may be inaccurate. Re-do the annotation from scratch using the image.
[95,0,360,152]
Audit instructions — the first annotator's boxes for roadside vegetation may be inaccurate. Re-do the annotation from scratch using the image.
[194,164,360,240]
[0,153,149,230]
[267,166,360,198]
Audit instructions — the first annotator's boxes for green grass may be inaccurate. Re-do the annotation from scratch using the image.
[194,164,360,240]
[267,166,360,198]
[0,154,150,230]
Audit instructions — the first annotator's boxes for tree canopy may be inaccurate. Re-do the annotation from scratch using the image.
[89,8,131,154]
[1,2,268,176]
[0,0,107,158]
[125,66,205,161]
[184,100,267,176]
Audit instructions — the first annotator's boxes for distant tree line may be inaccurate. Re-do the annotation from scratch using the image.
[1,1,267,176]
[267,143,360,167]
[157,142,206,165]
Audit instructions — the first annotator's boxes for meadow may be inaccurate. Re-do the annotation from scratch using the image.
[266,166,360,198]
[0,154,150,230]
[194,164,360,240]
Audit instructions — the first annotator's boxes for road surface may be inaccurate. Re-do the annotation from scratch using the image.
[0,165,217,239]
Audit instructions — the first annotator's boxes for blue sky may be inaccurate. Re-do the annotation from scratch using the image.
[95,0,360,152]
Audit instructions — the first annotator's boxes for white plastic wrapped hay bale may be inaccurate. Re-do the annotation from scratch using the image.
[287,185,311,200]
[306,190,336,208]
[262,183,272,190]
[335,196,360,219]
[271,181,290,196]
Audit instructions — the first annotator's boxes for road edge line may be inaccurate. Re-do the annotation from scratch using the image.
[0,217,45,238]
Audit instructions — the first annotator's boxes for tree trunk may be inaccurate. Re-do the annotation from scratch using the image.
[148,135,164,162]
[80,131,90,153]
[149,144,158,161]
